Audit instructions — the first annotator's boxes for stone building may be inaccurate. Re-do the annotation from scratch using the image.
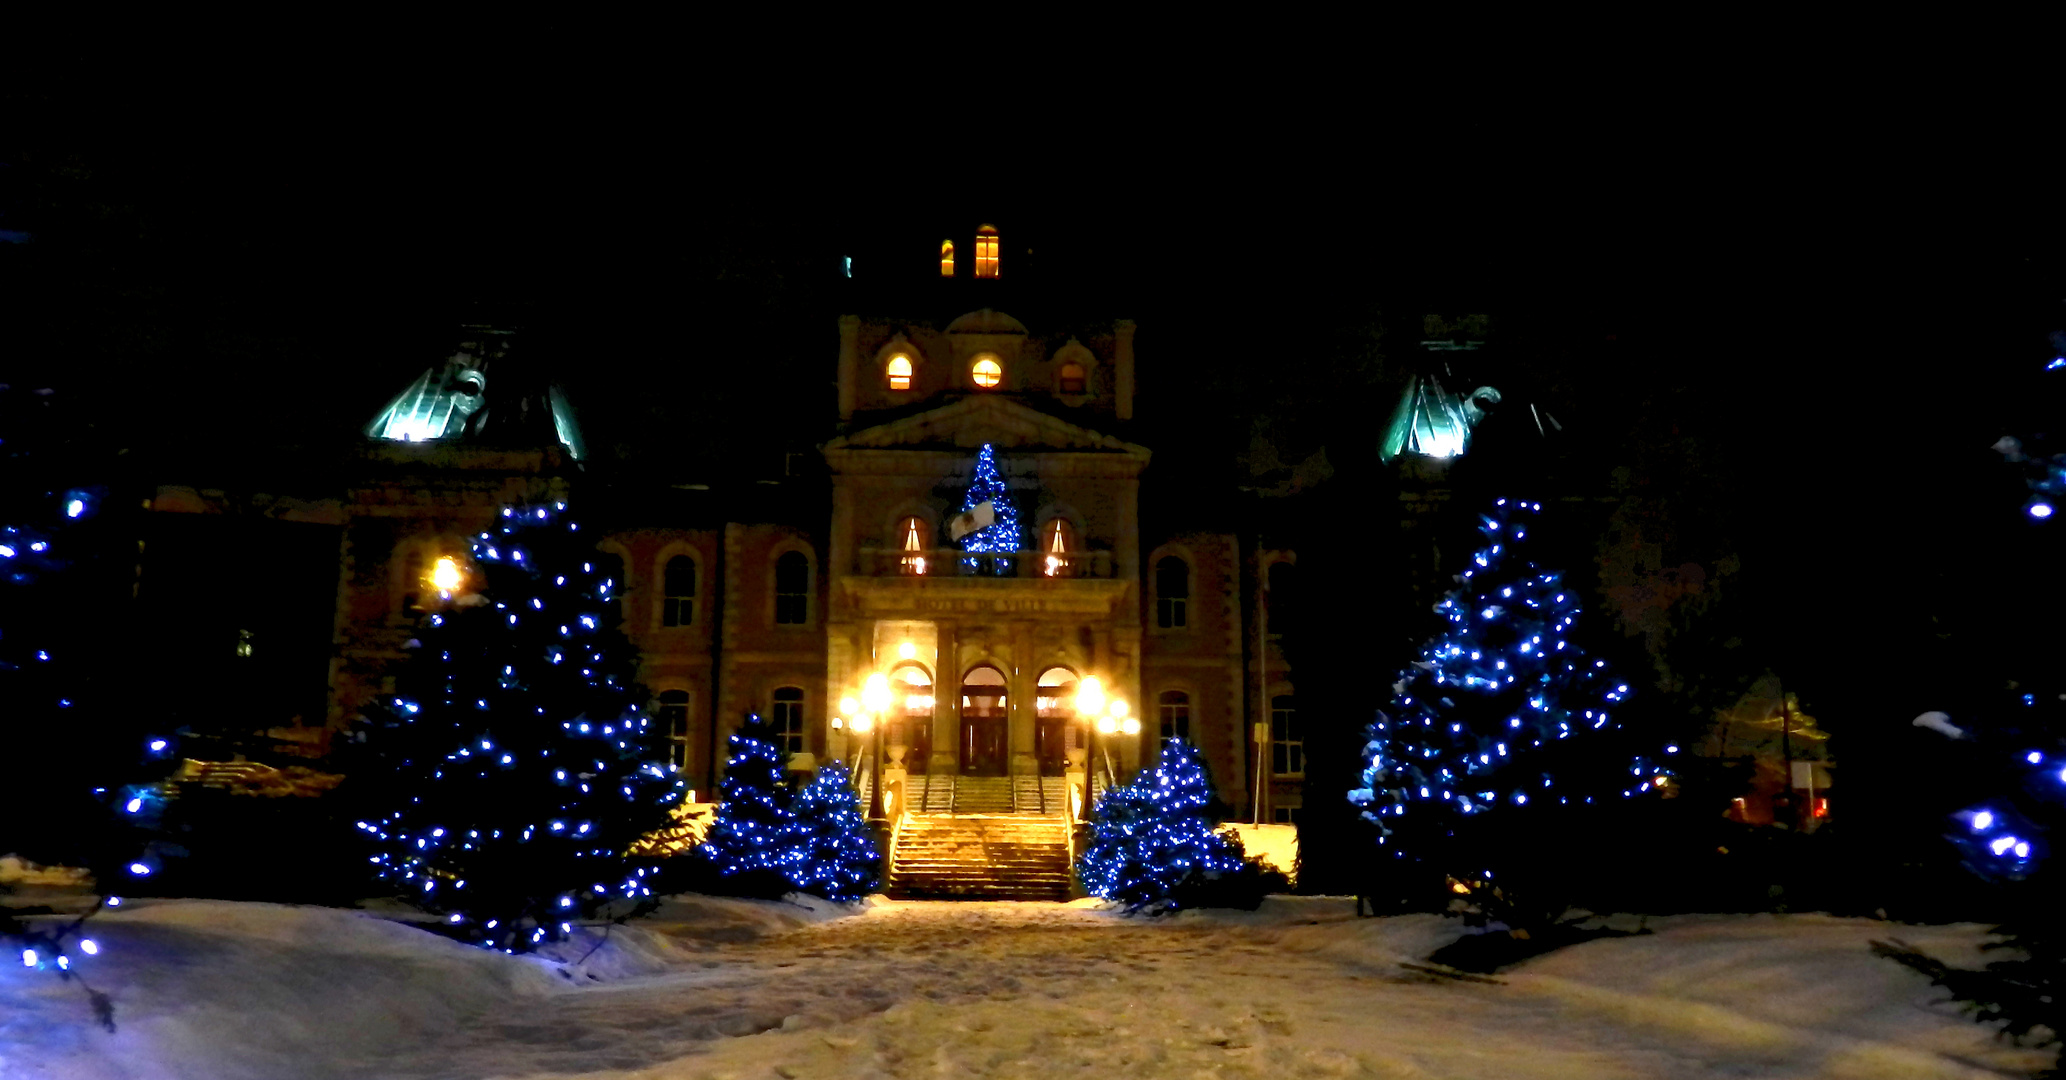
[165,226,1307,854]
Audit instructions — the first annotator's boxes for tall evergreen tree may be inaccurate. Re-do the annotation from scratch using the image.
[1353,498,1674,926]
[699,716,800,898]
[357,501,682,953]
[957,443,1023,574]
[785,761,881,902]
[1077,740,1245,912]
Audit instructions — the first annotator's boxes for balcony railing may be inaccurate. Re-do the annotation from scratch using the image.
[859,547,1115,579]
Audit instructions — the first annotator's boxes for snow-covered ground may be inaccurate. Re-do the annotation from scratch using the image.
[2,893,2049,1080]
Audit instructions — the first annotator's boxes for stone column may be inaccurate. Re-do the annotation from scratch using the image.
[931,621,960,775]
[1009,622,1038,777]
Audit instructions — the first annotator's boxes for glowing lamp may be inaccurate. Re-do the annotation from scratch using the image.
[1096,715,1117,735]
[432,556,463,592]
[1076,677,1106,718]
[840,696,860,716]
[831,716,844,730]
[862,673,892,714]
[851,714,874,734]
[899,641,916,660]
[1109,698,1129,720]
[1119,716,1141,736]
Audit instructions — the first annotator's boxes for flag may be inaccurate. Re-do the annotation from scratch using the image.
[949,500,995,541]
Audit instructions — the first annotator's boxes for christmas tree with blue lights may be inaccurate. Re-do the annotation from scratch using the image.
[1077,740,1245,912]
[358,501,684,953]
[784,760,881,902]
[1353,498,1671,927]
[957,443,1023,575]
[699,716,801,898]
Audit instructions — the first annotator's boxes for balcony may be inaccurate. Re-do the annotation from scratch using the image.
[858,547,1115,580]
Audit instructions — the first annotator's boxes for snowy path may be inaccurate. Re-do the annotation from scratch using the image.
[4,896,2051,1080]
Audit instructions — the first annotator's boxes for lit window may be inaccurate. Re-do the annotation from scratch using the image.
[1155,557,1189,629]
[1059,361,1086,394]
[940,240,955,277]
[1271,695,1302,776]
[1158,690,1190,750]
[886,354,913,392]
[659,690,691,770]
[975,224,999,278]
[774,551,810,625]
[771,687,805,757]
[662,555,696,627]
[897,515,931,576]
[971,356,1003,389]
[1043,518,1078,577]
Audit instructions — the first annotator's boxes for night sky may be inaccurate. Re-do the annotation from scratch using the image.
[8,71,2065,766]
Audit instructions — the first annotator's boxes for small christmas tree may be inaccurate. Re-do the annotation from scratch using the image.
[957,442,1023,575]
[358,501,683,953]
[1353,498,1672,926]
[1076,740,1244,912]
[785,761,881,902]
[699,715,800,898]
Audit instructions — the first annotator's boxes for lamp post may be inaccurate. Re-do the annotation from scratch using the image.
[860,672,892,822]
[1076,678,1108,822]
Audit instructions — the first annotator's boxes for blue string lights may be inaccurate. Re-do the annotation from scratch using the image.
[1351,499,1672,899]
[700,717,802,891]
[1076,740,1245,912]
[360,501,684,954]
[957,443,1023,575]
[785,761,882,902]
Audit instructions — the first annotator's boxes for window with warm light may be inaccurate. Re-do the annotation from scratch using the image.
[774,551,810,625]
[1271,695,1302,776]
[939,240,955,277]
[974,225,999,278]
[771,687,805,756]
[1043,518,1078,577]
[886,354,913,391]
[896,515,931,575]
[659,689,691,770]
[971,355,1003,389]
[1159,690,1190,749]
[662,555,696,627]
[1058,361,1086,394]
[1155,556,1189,629]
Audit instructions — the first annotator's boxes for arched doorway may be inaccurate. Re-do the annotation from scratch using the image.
[890,664,934,773]
[1035,667,1079,776]
[960,665,1008,776]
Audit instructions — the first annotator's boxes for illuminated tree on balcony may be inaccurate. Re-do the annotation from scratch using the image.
[955,443,1023,575]
[357,501,683,953]
[1352,498,1672,927]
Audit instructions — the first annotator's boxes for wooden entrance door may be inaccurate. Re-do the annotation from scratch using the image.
[960,667,1008,776]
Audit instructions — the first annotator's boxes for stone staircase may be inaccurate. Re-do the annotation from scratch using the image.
[888,811,1074,900]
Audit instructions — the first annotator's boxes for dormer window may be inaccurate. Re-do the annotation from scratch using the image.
[971,355,1002,389]
[886,354,913,391]
[940,240,955,277]
[975,225,999,279]
[1058,361,1086,395]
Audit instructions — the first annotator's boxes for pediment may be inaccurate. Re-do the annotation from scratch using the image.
[825,395,1148,457]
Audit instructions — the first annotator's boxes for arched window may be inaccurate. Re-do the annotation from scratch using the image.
[1270,695,1302,777]
[896,515,931,576]
[662,555,696,627]
[1158,690,1191,749]
[939,240,955,277]
[1042,518,1079,577]
[774,551,810,625]
[974,224,999,278]
[885,354,913,392]
[1058,361,1086,395]
[1267,561,1297,634]
[770,687,805,756]
[971,355,1002,389]
[1035,666,1079,774]
[1155,556,1189,629]
[658,689,691,770]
